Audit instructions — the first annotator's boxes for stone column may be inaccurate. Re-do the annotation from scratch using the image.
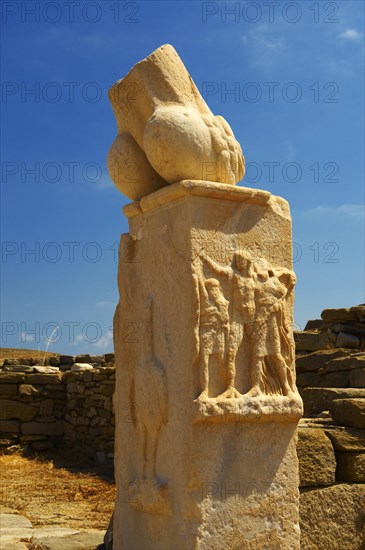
[112,180,303,549]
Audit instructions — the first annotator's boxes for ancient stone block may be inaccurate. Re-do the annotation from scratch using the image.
[300,387,365,417]
[100,384,114,397]
[321,305,365,323]
[3,359,20,366]
[0,384,18,396]
[32,440,55,451]
[21,421,64,435]
[92,373,107,382]
[87,407,97,418]
[76,417,89,426]
[296,371,349,388]
[82,371,94,383]
[104,367,115,376]
[27,373,62,385]
[59,365,72,372]
[3,365,33,373]
[20,435,47,442]
[299,484,365,549]
[0,400,38,421]
[42,390,65,400]
[304,319,323,331]
[336,332,360,349]
[336,451,365,482]
[294,330,334,352]
[330,398,365,429]
[75,354,105,364]
[46,356,60,366]
[325,427,365,451]
[295,349,349,373]
[59,355,75,364]
[75,354,92,363]
[350,368,365,388]
[330,322,365,338]
[39,399,54,416]
[0,373,25,383]
[32,366,60,374]
[67,383,79,393]
[0,420,21,433]
[297,428,336,487]
[71,363,94,372]
[19,384,39,396]
[324,352,365,372]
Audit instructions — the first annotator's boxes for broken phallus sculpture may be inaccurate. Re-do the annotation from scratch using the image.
[107,44,245,200]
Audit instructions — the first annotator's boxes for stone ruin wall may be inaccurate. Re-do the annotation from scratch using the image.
[0,353,115,464]
[0,305,364,547]
[293,304,365,548]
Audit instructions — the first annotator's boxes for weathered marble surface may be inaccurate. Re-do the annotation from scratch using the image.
[113,181,302,549]
[107,45,244,200]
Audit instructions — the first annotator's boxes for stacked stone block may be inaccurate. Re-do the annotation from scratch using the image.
[0,366,66,452]
[294,305,365,549]
[0,354,115,461]
[63,366,115,463]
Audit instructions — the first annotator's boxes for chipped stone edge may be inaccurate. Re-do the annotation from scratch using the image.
[122,180,285,219]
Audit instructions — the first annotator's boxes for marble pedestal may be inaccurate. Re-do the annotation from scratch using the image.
[113,180,303,549]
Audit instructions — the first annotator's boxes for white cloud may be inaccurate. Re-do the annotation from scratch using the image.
[284,140,296,162]
[95,300,114,308]
[94,330,113,350]
[92,178,115,192]
[339,29,363,41]
[73,329,113,350]
[21,333,35,343]
[337,204,365,218]
[242,25,285,67]
[301,204,364,219]
[322,58,353,75]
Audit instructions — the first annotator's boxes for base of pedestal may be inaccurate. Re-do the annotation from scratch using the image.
[193,394,303,424]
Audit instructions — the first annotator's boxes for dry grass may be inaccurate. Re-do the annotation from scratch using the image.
[0,348,60,360]
[0,452,115,530]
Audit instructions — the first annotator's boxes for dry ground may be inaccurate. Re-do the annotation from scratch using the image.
[0,348,60,361]
[0,451,116,531]
[0,349,116,533]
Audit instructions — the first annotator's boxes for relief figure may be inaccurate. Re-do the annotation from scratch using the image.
[198,278,229,399]
[200,252,255,398]
[131,298,170,515]
[247,266,296,397]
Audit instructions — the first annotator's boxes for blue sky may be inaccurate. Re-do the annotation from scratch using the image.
[1,0,364,354]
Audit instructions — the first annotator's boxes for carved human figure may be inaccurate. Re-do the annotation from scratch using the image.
[198,278,229,399]
[201,252,255,398]
[133,299,168,480]
[247,266,296,397]
[108,44,244,200]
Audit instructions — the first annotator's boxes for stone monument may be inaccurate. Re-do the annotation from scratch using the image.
[108,44,303,549]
